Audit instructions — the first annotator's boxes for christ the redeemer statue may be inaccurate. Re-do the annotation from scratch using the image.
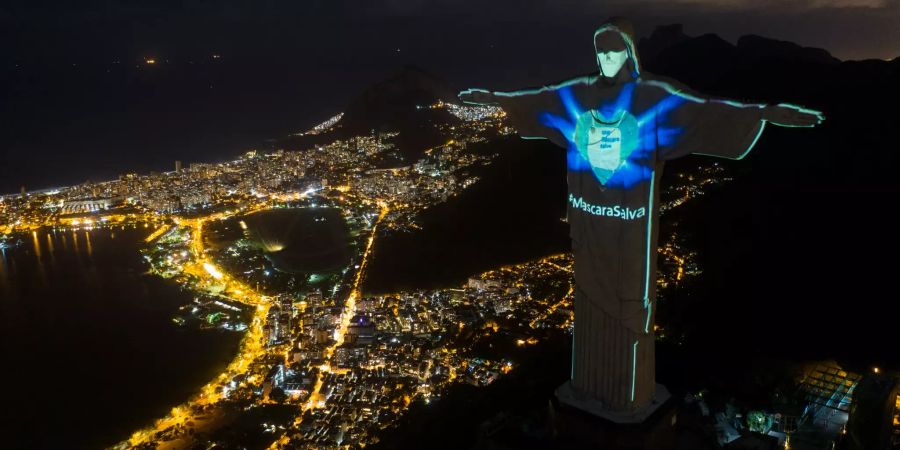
[459,17,823,422]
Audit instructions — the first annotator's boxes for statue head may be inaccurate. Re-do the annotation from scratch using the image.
[593,18,641,82]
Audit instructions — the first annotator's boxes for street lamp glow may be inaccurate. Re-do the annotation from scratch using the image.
[203,262,223,279]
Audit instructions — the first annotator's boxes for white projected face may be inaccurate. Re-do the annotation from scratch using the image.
[597,50,628,78]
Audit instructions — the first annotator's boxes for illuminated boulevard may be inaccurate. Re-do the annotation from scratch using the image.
[270,205,389,449]
[115,189,390,449]
[125,210,274,447]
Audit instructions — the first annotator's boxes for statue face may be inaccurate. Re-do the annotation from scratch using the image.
[597,50,628,78]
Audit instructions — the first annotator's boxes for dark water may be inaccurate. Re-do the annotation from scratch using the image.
[239,208,351,273]
[0,226,242,450]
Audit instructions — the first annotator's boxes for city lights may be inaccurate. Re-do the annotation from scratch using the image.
[203,262,223,279]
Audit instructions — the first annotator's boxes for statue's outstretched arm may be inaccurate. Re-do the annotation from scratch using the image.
[458,77,593,149]
[459,87,552,141]
[458,88,500,106]
[761,103,824,128]
[648,76,823,161]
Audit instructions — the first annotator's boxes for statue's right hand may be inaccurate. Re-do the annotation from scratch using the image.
[762,103,824,128]
[458,88,498,106]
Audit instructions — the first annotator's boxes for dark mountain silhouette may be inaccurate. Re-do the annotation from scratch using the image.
[279,65,459,162]
[636,24,691,64]
[342,64,458,131]
[736,34,840,65]
[639,27,842,94]
[362,136,570,294]
[644,33,741,88]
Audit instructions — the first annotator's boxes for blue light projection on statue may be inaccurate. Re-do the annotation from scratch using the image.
[539,82,688,189]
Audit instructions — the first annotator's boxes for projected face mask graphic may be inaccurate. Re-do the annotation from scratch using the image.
[530,27,699,189]
[597,50,628,78]
[595,31,630,79]
[577,109,640,185]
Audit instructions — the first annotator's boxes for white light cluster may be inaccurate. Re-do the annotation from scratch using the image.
[444,103,503,122]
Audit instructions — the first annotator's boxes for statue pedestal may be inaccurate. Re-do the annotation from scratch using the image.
[555,381,671,424]
[552,381,678,449]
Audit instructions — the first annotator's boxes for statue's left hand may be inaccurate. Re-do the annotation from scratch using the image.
[458,88,499,106]
[763,104,824,127]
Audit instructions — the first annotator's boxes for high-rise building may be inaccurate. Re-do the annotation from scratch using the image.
[175,160,182,173]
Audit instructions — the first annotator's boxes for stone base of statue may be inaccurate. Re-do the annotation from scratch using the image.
[555,380,671,424]
[552,382,678,449]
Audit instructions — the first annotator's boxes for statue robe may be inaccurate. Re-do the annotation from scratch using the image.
[489,72,766,411]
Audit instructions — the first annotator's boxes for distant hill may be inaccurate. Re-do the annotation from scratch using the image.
[639,26,840,70]
[362,136,570,293]
[278,65,459,162]
[638,26,842,94]
[341,65,458,132]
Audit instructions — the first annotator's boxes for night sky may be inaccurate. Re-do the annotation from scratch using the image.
[2,0,898,193]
